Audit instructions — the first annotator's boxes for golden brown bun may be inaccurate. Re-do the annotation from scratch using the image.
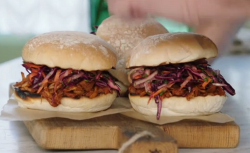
[22,31,117,71]
[129,94,227,116]
[96,16,168,85]
[127,32,218,68]
[14,91,117,112]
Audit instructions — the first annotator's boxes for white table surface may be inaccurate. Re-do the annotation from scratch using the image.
[0,55,249,153]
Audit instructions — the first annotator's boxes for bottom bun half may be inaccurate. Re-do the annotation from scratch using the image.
[129,94,227,116]
[14,91,117,112]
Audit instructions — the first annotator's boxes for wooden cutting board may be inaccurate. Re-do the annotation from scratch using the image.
[161,120,240,148]
[24,114,240,152]
[24,114,178,153]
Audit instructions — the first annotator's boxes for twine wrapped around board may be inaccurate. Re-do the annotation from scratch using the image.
[118,131,155,153]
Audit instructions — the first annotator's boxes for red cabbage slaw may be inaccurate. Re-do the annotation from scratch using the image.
[90,26,98,35]
[16,62,120,106]
[128,59,235,120]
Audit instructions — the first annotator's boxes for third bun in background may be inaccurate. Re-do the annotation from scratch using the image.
[96,15,169,86]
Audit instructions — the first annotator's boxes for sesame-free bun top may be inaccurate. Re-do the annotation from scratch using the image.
[96,16,168,85]
[22,31,117,71]
[127,32,218,68]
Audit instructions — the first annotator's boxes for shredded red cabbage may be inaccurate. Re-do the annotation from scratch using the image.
[22,63,120,94]
[128,58,235,120]
[90,26,98,35]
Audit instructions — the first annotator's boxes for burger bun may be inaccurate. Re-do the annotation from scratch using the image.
[14,91,117,112]
[129,94,227,116]
[127,32,218,68]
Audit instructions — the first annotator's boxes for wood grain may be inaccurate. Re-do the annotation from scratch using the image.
[24,115,240,151]
[161,120,240,148]
[24,114,178,153]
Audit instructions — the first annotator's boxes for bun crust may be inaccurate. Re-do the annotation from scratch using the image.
[14,91,117,112]
[129,94,227,116]
[96,16,168,85]
[22,31,117,71]
[127,33,218,68]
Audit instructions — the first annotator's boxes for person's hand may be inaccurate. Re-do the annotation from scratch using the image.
[107,0,250,59]
[107,0,249,26]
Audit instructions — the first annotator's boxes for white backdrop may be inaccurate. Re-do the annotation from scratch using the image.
[0,0,91,34]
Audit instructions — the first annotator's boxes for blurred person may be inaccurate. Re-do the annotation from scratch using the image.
[107,0,250,59]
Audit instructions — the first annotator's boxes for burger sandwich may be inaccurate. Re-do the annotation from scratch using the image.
[14,31,120,112]
[127,33,235,119]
